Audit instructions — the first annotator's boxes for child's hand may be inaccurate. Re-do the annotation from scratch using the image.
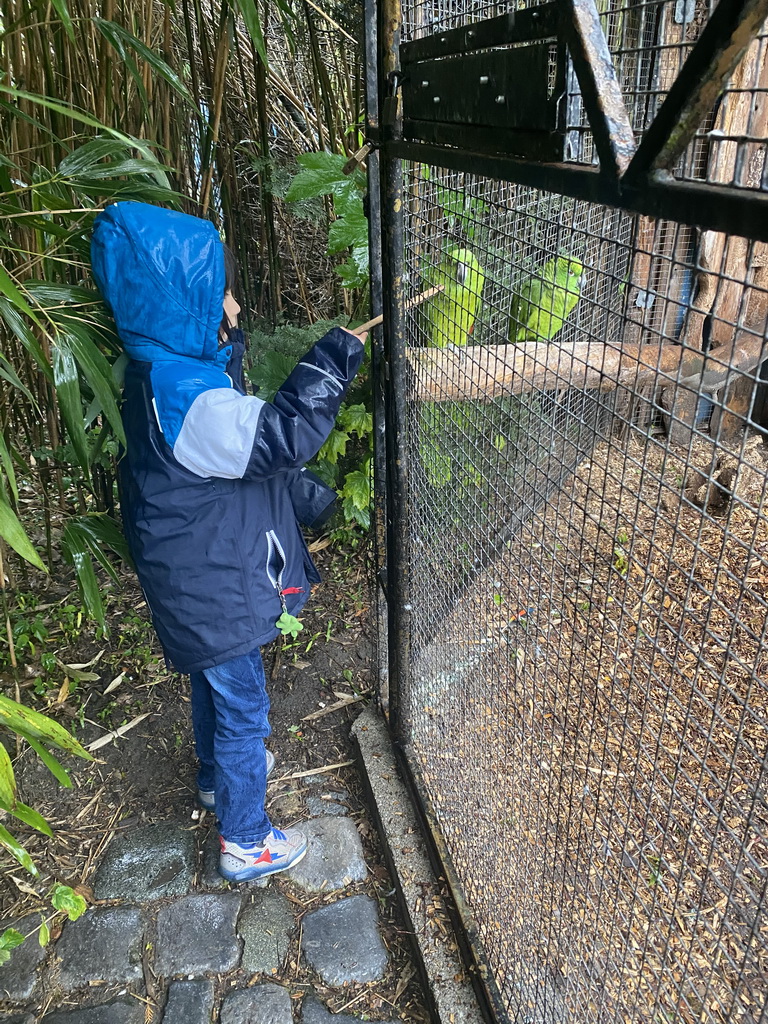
[341,327,367,346]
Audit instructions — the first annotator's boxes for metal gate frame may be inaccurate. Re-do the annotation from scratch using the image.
[364,0,768,1019]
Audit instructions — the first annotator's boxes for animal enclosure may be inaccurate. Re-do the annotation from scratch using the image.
[368,1,768,1022]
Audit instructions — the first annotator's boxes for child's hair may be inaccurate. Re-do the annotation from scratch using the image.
[223,243,238,296]
[220,243,239,342]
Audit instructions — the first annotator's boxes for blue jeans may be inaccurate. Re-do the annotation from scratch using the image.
[189,647,272,844]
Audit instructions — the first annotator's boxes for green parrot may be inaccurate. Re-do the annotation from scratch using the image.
[509,256,584,343]
[423,246,485,349]
[419,246,485,487]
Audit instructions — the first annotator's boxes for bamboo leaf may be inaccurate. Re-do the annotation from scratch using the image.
[0,351,37,407]
[0,262,41,328]
[0,800,52,837]
[0,431,19,503]
[70,158,170,181]
[94,19,197,108]
[0,825,37,876]
[0,743,16,808]
[0,495,46,571]
[58,139,130,177]
[51,335,89,473]
[26,282,101,307]
[61,324,125,447]
[0,87,110,132]
[0,298,52,382]
[24,738,72,789]
[0,695,92,759]
[61,521,106,628]
[234,0,269,68]
[65,514,132,570]
[49,0,75,41]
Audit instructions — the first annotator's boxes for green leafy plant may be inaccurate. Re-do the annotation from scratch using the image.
[285,152,369,288]
[0,692,92,956]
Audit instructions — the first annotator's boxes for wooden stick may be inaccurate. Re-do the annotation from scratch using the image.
[352,284,445,335]
[407,328,766,402]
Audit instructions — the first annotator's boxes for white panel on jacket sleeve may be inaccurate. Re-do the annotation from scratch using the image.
[173,388,266,479]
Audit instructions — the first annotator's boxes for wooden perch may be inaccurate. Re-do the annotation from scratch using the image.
[407,328,767,402]
[354,284,444,334]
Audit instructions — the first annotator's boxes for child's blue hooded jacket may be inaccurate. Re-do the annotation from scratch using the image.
[91,202,364,673]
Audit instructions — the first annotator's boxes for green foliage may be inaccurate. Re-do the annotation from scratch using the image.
[0,131,181,578]
[50,883,87,921]
[61,514,132,631]
[286,152,369,288]
[0,497,47,571]
[0,693,91,876]
[0,928,25,966]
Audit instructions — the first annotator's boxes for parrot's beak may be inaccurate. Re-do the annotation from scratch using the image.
[456,262,467,286]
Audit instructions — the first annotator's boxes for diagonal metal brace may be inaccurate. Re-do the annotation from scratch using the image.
[560,0,636,177]
[624,0,768,181]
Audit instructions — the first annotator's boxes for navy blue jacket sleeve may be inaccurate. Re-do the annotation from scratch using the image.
[242,327,364,481]
[286,468,338,528]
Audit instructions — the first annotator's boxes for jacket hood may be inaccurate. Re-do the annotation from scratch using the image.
[91,202,225,364]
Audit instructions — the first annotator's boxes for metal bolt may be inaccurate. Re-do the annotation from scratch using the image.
[440,36,446,43]
[433,96,440,103]
[467,29,475,37]
[495,94,505,103]
[421,80,429,87]
[479,75,489,84]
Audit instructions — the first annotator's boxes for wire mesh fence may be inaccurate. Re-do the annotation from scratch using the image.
[377,2,768,1020]
[396,169,768,1024]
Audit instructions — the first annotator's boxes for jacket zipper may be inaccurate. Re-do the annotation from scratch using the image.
[266,530,288,613]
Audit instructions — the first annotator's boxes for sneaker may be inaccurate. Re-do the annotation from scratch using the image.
[218,826,307,881]
[198,749,275,811]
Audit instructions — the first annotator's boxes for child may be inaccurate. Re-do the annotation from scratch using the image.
[91,201,366,881]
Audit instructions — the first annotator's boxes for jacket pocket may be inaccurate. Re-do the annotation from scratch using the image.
[265,529,287,606]
[265,529,306,613]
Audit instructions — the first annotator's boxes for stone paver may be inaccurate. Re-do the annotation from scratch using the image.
[0,916,47,1000]
[287,816,366,892]
[301,995,397,1024]
[41,998,146,1024]
[55,906,143,990]
[155,892,241,976]
[93,823,195,901]
[200,827,227,890]
[3,1013,35,1024]
[301,895,387,985]
[239,888,294,975]
[162,978,215,1024]
[219,982,293,1024]
[305,788,350,817]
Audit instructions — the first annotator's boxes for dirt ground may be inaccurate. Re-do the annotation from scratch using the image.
[0,541,429,1022]
[409,427,768,1024]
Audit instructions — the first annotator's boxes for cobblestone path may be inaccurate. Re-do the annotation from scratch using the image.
[0,777,404,1023]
